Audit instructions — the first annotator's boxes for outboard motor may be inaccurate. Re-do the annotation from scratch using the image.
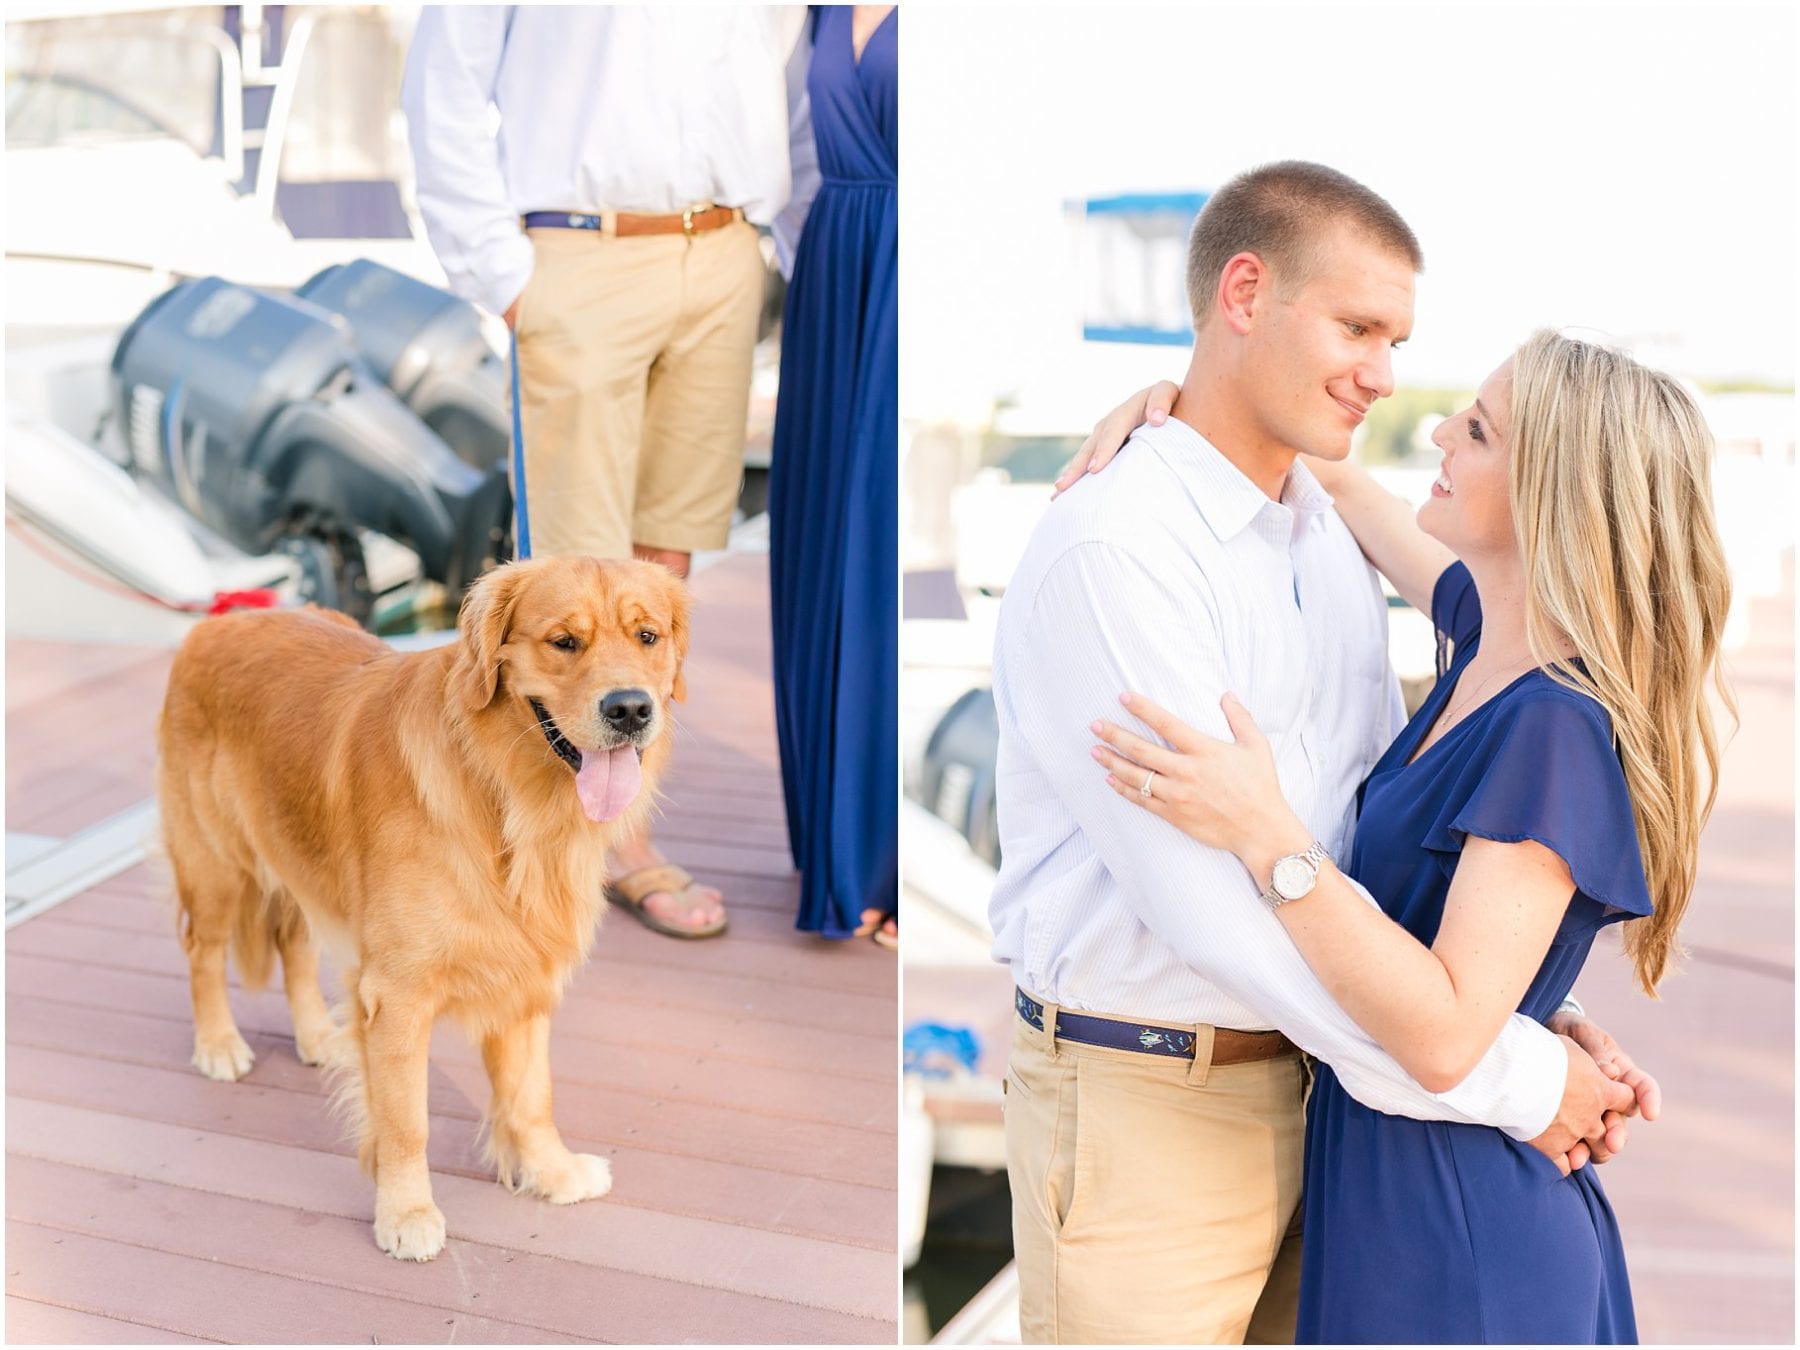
[296,260,510,472]
[918,687,1002,868]
[112,277,511,623]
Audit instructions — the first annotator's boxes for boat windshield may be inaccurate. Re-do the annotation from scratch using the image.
[4,14,228,156]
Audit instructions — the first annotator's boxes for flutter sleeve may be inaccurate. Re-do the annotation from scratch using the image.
[1430,560,1482,675]
[1421,685,1655,944]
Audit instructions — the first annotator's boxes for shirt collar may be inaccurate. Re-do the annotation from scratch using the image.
[1139,417,1336,542]
[1282,455,1335,517]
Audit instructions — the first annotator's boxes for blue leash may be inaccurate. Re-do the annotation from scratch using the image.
[509,327,532,560]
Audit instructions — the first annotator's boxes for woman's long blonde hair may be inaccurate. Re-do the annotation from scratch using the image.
[1507,330,1736,996]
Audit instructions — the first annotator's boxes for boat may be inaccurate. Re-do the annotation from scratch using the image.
[6,6,786,644]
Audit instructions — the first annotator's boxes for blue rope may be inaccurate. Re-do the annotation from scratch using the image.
[509,327,532,560]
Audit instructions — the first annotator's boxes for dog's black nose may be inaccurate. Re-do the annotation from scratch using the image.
[600,688,654,734]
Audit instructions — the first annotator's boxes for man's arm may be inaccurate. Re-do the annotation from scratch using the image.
[1012,539,1568,1138]
[400,5,534,318]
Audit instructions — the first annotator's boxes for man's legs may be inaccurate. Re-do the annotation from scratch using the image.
[1248,1050,1311,1343]
[633,544,692,578]
[511,221,760,564]
[606,219,764,934]
[1245,1191,1304,1345]
[1005,1012,1306,1344]
[633,219,765,564]
[513,228,674,561]
[511,227,728,935]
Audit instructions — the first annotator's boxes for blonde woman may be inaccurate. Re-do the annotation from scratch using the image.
[1076,331,1732,1342]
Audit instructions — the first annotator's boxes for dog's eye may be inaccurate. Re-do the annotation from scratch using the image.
[637,629,659,646]
[549,634,580,652]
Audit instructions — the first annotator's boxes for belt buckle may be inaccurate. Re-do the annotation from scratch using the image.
[682,205,696,236]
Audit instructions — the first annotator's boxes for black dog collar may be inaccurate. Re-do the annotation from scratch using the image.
[529,699,582,772]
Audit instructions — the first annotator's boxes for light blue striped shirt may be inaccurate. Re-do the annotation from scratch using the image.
[989,417,1564,1138]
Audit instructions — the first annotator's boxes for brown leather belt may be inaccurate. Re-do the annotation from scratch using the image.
[521,206,744,238]
[1209,1027,1300,1065]
[618,204,742,237]
[1015,987,1298,1065]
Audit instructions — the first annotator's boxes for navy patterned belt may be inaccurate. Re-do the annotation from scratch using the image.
[1015,988,1297,1065]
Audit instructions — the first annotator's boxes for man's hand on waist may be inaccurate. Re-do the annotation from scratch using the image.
[1547,1006,1660,1164]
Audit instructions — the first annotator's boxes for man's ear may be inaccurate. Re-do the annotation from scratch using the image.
[666,575,691,704]
[1216,250,1268,335]
[455,561,529,712]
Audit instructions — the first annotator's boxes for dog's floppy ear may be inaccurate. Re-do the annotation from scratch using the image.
[455,561,528,712]
[667,574,691,705]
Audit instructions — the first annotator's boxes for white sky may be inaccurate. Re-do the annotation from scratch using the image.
[899,5,1798,423]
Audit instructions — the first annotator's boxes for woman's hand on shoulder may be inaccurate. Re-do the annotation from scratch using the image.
[1089,690,1306,868]
[1052,380,1181,497]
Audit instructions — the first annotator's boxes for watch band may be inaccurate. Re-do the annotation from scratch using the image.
[1260,840,1331,909]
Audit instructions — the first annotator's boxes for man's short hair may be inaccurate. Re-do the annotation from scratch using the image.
[1185,161,1423,327]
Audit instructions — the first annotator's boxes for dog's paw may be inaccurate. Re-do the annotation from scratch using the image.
[293,1019,342,1069]
[192,1031,254,1082]
[373,1201,447,1262]
[529,1151,613,1205]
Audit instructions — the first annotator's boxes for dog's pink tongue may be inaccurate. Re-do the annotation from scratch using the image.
[575,746,641,823]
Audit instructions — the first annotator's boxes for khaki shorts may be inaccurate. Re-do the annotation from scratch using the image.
[1004,1010,1308,1344]
[510,218,764,559]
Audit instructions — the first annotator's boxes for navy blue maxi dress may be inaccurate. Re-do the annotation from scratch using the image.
[1296,562,1649,1344]
[767,7,898,936]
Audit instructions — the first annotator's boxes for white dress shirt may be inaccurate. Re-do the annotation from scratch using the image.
[989,417,1567,1138]
[401,5,813,316]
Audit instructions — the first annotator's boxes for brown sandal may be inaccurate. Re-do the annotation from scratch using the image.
[605,864,728,940]
[856,908,898,951]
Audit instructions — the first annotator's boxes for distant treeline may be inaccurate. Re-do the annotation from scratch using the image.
[1359,390,1462,467]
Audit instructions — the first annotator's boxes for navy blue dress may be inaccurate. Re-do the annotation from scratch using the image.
[1296,562,1650,1343]
[767,7,897,936]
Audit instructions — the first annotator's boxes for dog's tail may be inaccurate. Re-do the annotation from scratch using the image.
[323,973,377,1178]
[226,886,306,993]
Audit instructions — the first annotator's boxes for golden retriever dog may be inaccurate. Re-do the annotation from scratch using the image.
[157,555,689,1261]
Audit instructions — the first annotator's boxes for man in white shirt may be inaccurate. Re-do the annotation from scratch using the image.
[402,6,813,938]
[989,162,1638,1343]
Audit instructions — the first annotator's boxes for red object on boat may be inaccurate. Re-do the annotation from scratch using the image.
[208,589,281,615]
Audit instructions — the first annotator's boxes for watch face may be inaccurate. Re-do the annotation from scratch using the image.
[1273,856,1314,901]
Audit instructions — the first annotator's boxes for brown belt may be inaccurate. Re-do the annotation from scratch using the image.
[1209,1027,1300,1065]
[618,204,742,237]
[1015,987,1299,1065]
[522,206,744,238]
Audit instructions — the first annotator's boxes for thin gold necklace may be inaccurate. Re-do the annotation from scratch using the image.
[1436,655,1539,734]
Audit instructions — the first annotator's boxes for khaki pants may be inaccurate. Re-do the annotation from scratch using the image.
[511,218,765,559]
[1004,1009,1307,1345]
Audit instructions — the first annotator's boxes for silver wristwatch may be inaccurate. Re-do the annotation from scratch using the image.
[1260,841,1331,909]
